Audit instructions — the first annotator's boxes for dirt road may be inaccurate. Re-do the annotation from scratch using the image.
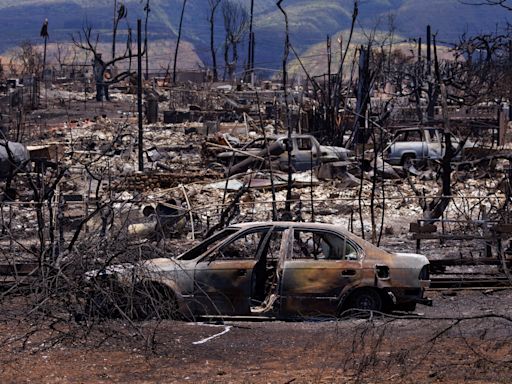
[0,290,511,383]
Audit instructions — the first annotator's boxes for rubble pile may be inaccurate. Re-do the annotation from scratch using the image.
[0,81,510,267]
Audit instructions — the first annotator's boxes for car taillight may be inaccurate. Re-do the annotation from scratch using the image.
[419,265,430,280]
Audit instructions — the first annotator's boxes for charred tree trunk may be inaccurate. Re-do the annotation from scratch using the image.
[415,37,424,122]
[277,0,293,218]
[112,0,118,61]
[208,1,221,81]
[173,0,187,84]
[354,45,371,144]
[244,0,255,83]
[144,0,150,80]
[426,81,453,220]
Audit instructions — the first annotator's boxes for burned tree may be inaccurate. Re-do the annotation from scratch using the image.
[207,0,222,81]
[72,1,151,101]
[461,0,512,9]
[449,31,512,105]
[73,25,141,101]
[13,41,44,77]
[222,0,249,81]
[173,0,188,84]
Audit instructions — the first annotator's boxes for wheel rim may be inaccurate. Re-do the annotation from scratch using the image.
[352,290,382,311]
[357,295,377,310]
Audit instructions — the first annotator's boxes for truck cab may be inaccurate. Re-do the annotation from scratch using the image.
[385,127,469,166]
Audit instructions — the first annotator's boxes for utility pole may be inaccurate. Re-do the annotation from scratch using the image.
[277,0,292,217]
[41,19,49,78]
[427,25,434,122]
[113,0,117,62]
[137,19,144,172]
[354,45,370,143]
[415,37,423,122]
[40,18,49,108]
[144,0,150,80]
[327,35,332,133]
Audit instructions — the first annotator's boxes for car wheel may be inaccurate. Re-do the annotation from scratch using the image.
[401,155,415,170]
[348,288,383,312]
[130,282,178,320]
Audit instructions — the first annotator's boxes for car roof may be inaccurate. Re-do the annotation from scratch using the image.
[228,221,349,234]
[395,127,442,132]
[227,221,385,255]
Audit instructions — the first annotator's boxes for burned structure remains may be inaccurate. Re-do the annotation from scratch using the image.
[0,1,511,382]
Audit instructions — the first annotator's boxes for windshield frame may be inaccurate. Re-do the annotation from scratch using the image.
[175,228,240,261]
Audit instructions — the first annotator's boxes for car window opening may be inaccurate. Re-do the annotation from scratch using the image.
[250,229,284,313]
[177,228,238,260]
[291,230,358,261]
[297,138,313,151]
[217,228,270,260]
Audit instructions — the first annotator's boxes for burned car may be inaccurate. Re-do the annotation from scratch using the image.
[384,127,475,167]
[217,134,353,174]
[88,222,431,319]
[0,141,30,179]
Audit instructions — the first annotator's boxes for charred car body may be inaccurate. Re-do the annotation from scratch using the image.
[216,134,353,175]
[88,222,431,319]
[0,141,30,180]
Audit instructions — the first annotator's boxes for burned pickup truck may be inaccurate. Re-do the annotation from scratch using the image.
[87,222,431,320]
[216,134,353,175]
[384,127,475,167]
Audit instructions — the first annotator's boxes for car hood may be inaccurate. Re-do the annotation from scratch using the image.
[86,258,185,280]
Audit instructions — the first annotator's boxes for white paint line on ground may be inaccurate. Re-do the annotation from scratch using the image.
[192,325,233,345]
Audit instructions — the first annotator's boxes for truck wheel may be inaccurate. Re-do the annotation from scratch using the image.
[401,155,415,169]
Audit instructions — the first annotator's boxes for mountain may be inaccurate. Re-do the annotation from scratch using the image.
[0,0,509,72]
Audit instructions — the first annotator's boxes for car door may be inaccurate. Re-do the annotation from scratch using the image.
[426,129,443,159]
[278,227,362,316]
[292,137,318,171]
[407,129,427,160]
[193,227,271,316]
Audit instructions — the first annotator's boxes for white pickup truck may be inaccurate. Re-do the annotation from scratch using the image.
[385,127,475,166]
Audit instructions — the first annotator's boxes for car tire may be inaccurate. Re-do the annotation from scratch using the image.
[347,288,383,312]
[401,154,415,169]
